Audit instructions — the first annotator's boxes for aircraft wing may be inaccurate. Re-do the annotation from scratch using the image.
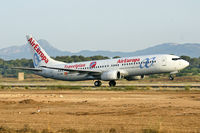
[13,66,102,75]
[41,66,101,75]
[12,67,42,71]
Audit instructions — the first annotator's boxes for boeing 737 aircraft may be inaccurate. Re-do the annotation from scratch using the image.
[15,35,189,86]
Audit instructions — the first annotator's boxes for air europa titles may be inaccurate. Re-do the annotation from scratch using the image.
[117,58,140,63]
[28,38,49,63]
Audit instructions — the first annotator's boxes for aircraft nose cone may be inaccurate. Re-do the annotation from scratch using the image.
[183,60,189,68]
[185,61,189,67]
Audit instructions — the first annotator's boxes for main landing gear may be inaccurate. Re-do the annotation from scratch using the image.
[94,80,102,87]
[109,80,116,87]
[94,80,117,87]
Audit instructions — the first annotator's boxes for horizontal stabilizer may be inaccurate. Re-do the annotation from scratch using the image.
[12,67,42,71]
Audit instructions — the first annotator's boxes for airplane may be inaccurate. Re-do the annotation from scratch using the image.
[14,35,189,87]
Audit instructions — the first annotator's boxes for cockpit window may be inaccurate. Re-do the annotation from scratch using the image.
[172,58,182,61]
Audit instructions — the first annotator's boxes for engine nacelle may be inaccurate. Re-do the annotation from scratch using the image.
[101,70,121,81]
[125,75,145,81]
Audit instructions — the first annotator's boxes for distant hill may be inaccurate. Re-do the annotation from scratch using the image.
[0,40,70,60]
[0,40,200,60]
[132,43,200,57]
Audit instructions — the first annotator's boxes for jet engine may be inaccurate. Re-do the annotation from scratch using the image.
[125,75,145,81]
[101,70,121,81]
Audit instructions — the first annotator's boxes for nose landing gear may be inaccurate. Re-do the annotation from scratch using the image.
[169,75,174,80]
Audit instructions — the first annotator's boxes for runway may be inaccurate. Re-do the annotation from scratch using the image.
[0,82,200,89]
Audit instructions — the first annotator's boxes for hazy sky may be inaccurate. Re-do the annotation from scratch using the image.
[0,0,200,52]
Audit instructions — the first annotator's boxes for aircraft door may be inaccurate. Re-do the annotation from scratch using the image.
[161,56,167,66]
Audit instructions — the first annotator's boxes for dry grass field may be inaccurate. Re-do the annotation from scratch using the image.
[0,89,200,133]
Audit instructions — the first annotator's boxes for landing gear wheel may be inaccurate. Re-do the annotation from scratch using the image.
[109,80,116,87]
[94,80,102,87]
[169,75,174,80]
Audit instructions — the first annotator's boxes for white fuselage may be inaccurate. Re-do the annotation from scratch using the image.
[35,54,189,81]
